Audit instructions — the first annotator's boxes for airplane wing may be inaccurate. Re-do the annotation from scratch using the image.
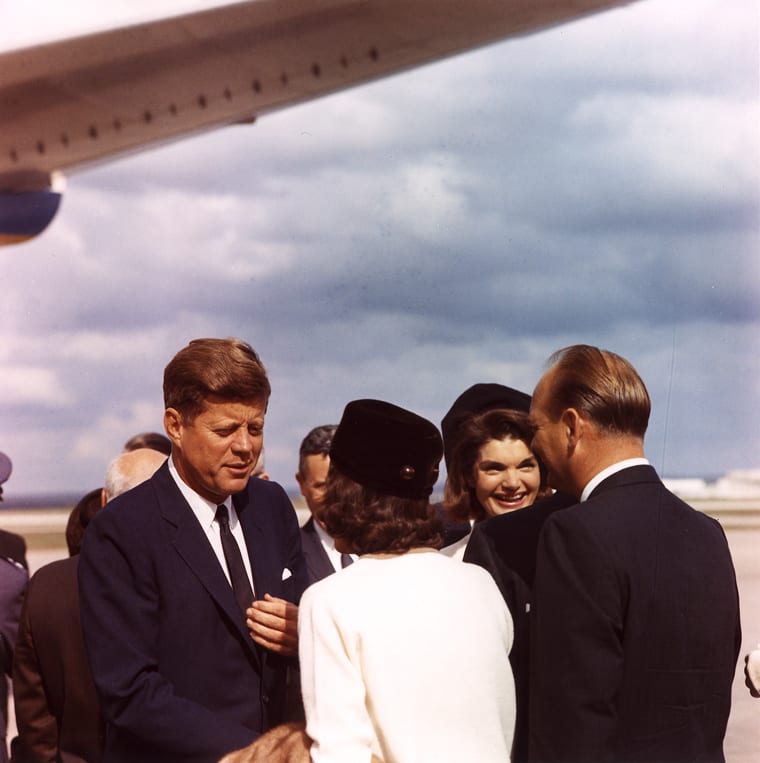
[0,0,637,244]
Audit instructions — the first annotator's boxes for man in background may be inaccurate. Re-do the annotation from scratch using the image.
[0,453,27,568]
[11,448,166,763]
[0,451,27,763]
[528,344,741,762]
[1,561,26,763]
[296,425,356,586]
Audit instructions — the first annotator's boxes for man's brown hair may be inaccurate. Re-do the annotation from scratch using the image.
[545,344,650,438]
[163,338,270,422]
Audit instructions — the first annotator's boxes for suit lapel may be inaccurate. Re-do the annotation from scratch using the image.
[301,517,336,583]
[235,487,279,601]
[153,465,262,668]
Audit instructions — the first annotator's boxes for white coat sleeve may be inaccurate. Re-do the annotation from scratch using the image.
[298,584,376,763]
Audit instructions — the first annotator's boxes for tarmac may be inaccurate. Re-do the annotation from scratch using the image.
[7,523,760,761]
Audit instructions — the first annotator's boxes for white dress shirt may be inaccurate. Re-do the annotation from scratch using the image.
[167,456,255,595]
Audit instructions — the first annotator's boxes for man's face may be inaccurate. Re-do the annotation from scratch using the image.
[530,369,571,495]
[165,395,265,504]
[296,453,330,515]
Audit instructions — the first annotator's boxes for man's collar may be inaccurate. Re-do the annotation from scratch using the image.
[580,458,650,502]
[168,455,230,526]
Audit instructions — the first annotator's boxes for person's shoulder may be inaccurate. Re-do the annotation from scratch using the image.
[299,563,349,608]
[246,475,291,504]
[30,555,77,582]
[0,554,28,593]
[0,528,27,568]
[480,491,577,538]
[25,557,76,608]
[441,551,498,583]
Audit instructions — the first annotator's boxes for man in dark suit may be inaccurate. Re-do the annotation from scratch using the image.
[1,451,28,763]
[11,448,166,763]
[528,344,741,762]
[1,558,27,763]
[295,425,356,586]
[0,453,28,570]
[79,338,308,763]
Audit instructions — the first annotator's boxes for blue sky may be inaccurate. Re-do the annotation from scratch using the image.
[1,0,758,497]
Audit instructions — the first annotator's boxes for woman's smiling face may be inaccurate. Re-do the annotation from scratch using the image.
[470,436,541,517]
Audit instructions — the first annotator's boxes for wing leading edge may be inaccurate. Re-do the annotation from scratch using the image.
[0,0,638,243]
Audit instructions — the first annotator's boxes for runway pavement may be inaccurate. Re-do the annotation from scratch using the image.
[10,525,760,761]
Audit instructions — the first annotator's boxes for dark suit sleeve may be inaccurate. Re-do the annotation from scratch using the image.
[1,559,27,760]
[78,503,258,760]
[530,512,623,762]
[11,571,60,763]
[464,523,532,763]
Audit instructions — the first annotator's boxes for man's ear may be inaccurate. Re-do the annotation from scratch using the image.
[164,408,183,446]
[561,408,584,449]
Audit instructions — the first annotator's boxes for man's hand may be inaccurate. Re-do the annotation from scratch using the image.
[246,594,298,657]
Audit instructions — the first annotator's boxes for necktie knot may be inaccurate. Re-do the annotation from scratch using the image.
[216,504,230,526]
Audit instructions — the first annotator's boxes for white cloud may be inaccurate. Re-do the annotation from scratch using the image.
[0,366,72,406]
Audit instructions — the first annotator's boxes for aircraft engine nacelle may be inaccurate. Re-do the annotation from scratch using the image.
[0,173,65,246]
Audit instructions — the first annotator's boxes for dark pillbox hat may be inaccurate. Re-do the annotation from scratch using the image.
[330,399,443,500]
[440,383,531,469]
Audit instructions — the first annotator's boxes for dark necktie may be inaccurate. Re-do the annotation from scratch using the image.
[340,553,353,568]
[216,505,254,611]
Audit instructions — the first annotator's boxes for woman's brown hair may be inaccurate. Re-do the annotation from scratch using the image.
[320,467,444,555]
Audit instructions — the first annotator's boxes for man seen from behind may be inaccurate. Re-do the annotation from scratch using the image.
[528,344,740,763]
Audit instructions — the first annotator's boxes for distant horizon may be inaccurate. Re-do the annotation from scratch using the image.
[0,469,741,510]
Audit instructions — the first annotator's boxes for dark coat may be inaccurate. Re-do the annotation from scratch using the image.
[0,530,27,570]
[78,463,307,763]
[299,517,336,587]
[463,491,575,763]
[529,465,741,762]
[1,557,27,763]
[12,556,103,763]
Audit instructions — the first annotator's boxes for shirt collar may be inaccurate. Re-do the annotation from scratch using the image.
[168,455,233,529]
[580,458,650,502]
[313,517,337,551]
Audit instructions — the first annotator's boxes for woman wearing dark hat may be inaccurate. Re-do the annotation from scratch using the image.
[297,399,516,763]
[441,407,551,560]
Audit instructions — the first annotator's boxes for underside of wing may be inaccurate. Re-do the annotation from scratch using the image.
[0,0,636,193]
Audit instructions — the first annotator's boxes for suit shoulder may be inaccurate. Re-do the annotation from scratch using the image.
[246,476,291,503]
[30,555,77,584]
[243,478,300,534]
[0,528,28,567]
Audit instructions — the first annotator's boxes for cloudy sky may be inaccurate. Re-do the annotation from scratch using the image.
[1,0,758,499]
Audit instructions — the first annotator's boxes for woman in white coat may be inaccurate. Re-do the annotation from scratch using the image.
[298,399,516,763]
